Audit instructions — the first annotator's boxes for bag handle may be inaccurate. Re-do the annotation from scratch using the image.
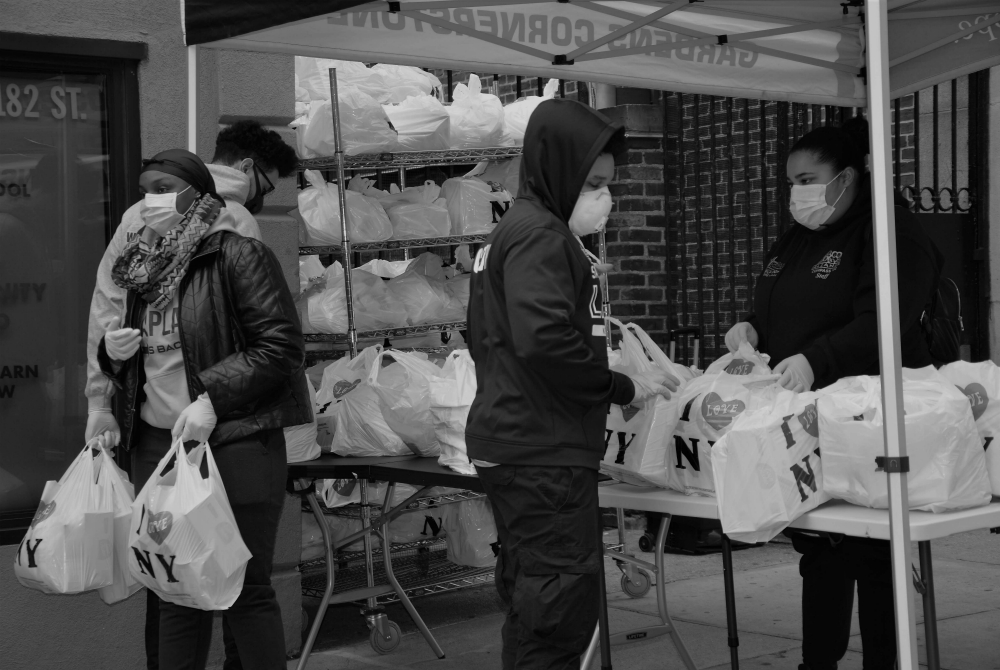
[624,322,689,378]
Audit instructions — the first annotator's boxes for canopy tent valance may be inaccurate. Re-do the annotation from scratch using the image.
[183,0,1000,105]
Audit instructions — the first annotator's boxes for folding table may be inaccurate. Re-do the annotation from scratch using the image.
[592,482,1000,670]
[287,455,485,669]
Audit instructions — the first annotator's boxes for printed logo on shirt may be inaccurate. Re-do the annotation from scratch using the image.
[762,258,785,278]
[811,251,843,279]
[472,244,491,273]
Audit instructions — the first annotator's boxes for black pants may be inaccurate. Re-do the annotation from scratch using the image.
[133,421,288,670]
[476,464,602,670]
[791,533,897,670]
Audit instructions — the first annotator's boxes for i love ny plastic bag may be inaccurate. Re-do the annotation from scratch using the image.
[129,441,251,610]
[15,444,115,594]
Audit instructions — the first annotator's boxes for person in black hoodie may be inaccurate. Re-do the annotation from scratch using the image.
[725,118,941,670]
[466,99,679,669]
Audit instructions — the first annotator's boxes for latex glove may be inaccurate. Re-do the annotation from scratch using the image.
[724,322,759,353]
[105,316,142,361]
[628,369,681,404]
[774,354,815,393]
[86,410,120,451]
[172,393,218,444]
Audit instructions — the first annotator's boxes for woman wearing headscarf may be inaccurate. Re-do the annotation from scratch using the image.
[93,149,310,670]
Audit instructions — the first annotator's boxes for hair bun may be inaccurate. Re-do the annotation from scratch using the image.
[840,116,870,157]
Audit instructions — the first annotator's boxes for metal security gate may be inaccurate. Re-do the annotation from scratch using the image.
[663,70,990,367]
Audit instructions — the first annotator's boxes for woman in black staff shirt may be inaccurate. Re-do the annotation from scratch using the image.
[725,117,941,670]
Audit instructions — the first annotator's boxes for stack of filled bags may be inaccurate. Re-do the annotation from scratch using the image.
[597,324,996,546]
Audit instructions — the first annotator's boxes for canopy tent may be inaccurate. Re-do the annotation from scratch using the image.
[183,1,1000,106]
[181,2,999,668]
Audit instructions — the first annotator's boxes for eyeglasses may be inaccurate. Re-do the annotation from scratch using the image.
[253,164,275,197]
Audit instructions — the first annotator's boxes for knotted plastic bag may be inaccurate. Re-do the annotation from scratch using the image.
[441,177,511,235]
[386,261,465,326]
[300,87,397,157]
[818,367,992,512]
[298,170,393,245]
[15,444,115,594]
[385,181,452,239]
[129,441,251,610]
[447,74,505,149]
[382,95,451,151]
[502,79,559,145]
[712,387,829,544]
[938,360,1000,496]
[431,350,478,475]
[367,350,443,457]
[602,320,689,487]
[316,346,410,457]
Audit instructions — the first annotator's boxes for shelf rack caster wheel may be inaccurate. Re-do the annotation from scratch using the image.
[638,532,656,553]
[370,619,402,654]
[621,569,652,598]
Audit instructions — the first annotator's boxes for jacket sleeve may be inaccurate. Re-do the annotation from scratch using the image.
[196,238,305,417]
[801,210,937,382]
[502,227,635,407]
[86,215,132,410]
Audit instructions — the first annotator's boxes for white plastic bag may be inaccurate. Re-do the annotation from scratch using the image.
[295,57,390,103]
[299,255,326,294]
[447,74,505,149]
[368,350,443,457]
[444,274,471,310]
[306,284,348,334]
[316,346,411,457]
[387,191,452,239]
[327,267,408,331]
[15,445,114,594]
[386,265,465,326]
[705,341,772,376]
[300,88,397,158]
[130,441,252,610]
[431,350,478,475]
[818,368,992,512]
[667,350,778,496]
[712,388,829,544]
[441,499,497,567]
[298,170,393,245]
[502,79,559,145]
[97,449,142,604]
[285,378,321,464]
[382,95,451,151]
[371,64,434,103]
[441,177,511,235]
[938,361,1000,496]
[602,320,689,487]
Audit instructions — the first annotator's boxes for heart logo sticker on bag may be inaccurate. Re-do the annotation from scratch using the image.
[797,403,819,438]
[621,404,642,423]
[958,383,989,421]
[333,379,360,399]
[702,392,746,431]
[30,500,56,528]
[147,511,174,545]
[724,359,754,376]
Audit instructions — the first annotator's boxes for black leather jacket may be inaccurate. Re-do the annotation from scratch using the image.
[99,231,312,450]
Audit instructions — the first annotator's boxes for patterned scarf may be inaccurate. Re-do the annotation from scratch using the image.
[111,194,222,309]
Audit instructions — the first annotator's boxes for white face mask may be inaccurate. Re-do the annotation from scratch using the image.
[789,169,848,230]
[141,186,192,236]
[568,186,613,236]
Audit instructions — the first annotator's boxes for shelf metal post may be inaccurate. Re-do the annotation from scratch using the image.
[328,67,359,357]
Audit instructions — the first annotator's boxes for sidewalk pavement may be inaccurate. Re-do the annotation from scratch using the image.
[289,527,1000,670]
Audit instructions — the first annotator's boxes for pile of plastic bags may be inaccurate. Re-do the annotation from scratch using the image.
[312,344,479,476]
[293,57,559,155]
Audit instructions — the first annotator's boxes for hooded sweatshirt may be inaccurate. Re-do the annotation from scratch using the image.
[746,180,941,389]
[85,172,261,411]
[465,99,635,470]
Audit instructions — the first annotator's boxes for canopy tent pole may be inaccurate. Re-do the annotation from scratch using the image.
[865,2,919,668]
[187,45,197,153]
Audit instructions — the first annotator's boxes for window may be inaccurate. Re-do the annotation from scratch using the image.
[0,45,140,540]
